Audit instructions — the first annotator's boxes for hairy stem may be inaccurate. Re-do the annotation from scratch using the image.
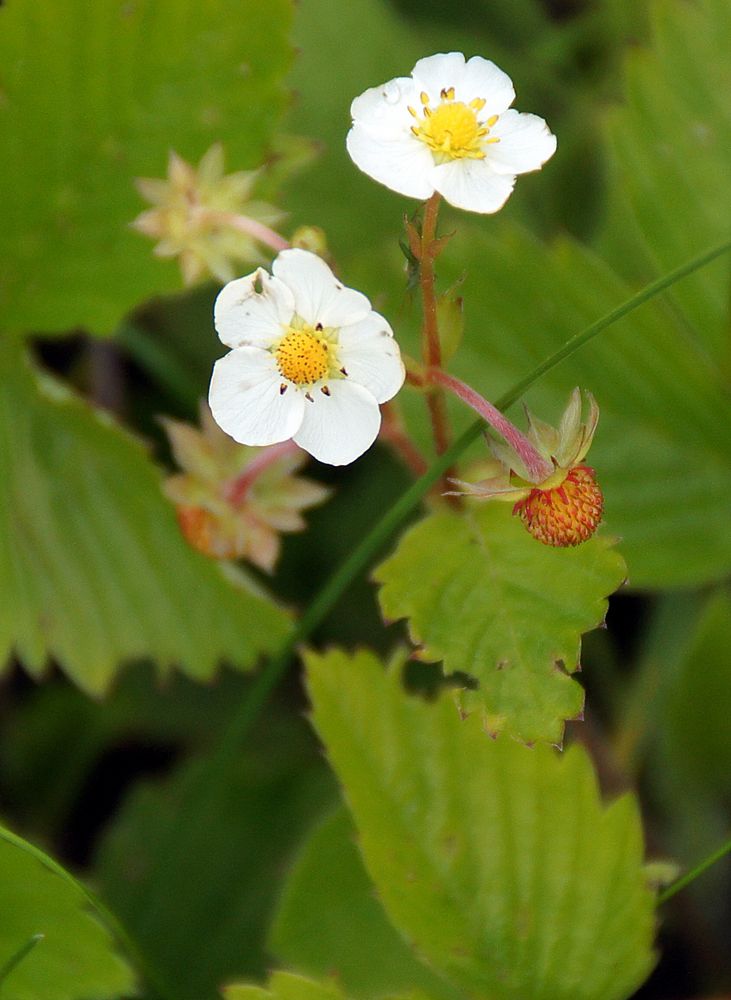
[429,369,553,482]
[419,193,452,458]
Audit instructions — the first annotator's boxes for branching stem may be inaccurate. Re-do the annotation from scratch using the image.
[418,194,452,459]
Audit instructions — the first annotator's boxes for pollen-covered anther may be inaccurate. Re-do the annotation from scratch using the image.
[512,465,604,547]
[275,328,330,386]
[414,99,487,160]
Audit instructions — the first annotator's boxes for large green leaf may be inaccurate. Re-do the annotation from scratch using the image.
[0,0,293,336]
[374,505,625,744]
[270,807,459,1000]
[306,648,657,1000]
[0,825,135,1000]
[600,0,731,364]
[0,340,289,694]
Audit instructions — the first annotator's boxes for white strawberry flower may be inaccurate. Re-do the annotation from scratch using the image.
[209,249,405,466]
[346,52,557,214]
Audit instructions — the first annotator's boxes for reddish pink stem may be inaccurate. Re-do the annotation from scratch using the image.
[224,440,301,506]
[379,403,429,477]
[196,208,290,254]
[428,369,553,482]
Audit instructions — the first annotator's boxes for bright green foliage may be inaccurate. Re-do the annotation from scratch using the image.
[306,648,657,1000]
[0,0,293,336]
[94,712,336,1000]
[0,340,288,694]
[0,826,134,1000]
[270,808,458,1000]
[601,0,731,362]
[223,972,346,1000]
[375,505,625,744]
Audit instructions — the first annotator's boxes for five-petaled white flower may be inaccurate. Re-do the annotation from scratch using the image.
[346,52,557,214]
[209,249,405,466]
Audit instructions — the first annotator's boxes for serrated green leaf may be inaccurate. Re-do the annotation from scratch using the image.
[94,712,336,1000]
[306,648,657,1000]
[374,505,625,744]
[270,807,459,1000]
[0,825,135,1000]
[0,0,293,336]
[0,339,289,694]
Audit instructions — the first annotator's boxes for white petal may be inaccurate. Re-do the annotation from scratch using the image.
[432,159,515,214]
[214,270,294,349]
[350,77,420,138]
[272,248,372,328]
[209,348,305,447]
[293,380,381,466]
[412,53,467,97]
[460,56,515,114]
[487,109,557,175]
[346,125,435,200]
[338,312,405,403]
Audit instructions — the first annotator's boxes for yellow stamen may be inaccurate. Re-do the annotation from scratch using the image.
[413,100,486,161]
[420,91,429,105]
[275,327,330,386]
[486,114,499,127]
[471,97,486,111]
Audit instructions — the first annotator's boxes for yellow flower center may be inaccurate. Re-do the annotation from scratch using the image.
[410,90,499,162]
[275,327,331,386]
